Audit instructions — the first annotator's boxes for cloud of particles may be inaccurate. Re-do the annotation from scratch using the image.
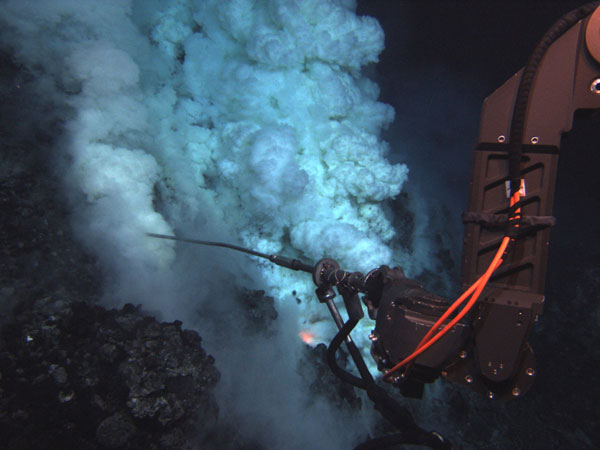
[0,1,432,448]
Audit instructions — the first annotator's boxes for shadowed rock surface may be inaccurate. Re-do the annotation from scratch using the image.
[0,299,219,450]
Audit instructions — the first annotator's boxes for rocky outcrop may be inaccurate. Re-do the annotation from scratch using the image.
[0,297,220,450]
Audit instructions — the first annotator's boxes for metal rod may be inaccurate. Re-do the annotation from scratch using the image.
[325,299,353,343]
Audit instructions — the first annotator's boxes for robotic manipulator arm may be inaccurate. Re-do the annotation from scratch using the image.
[356,2,600,402]
[367,2,600,401]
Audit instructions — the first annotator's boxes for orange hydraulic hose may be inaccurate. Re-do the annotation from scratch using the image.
[383,192,520,380]
[411,190,519,349]
[415,257,503,352]
[383,237,509,379]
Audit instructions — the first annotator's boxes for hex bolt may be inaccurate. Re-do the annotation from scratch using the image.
[591,78,600,95]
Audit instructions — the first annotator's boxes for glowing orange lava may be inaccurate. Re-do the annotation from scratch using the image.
[299,330,316,345]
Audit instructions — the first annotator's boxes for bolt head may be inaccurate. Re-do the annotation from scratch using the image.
[464,375,473,384]
[526,367,535,376]
[459,350,467,359]
[590,78,600,94]
[512,387,521,397]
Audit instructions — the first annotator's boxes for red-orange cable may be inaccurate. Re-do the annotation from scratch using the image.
[414,257,503,352]
[383,192,520,379]
[395,257,504,376]
[412,192,520,352]
[383,236,509,379]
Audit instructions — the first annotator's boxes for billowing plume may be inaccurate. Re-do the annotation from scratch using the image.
[0,0,414,448]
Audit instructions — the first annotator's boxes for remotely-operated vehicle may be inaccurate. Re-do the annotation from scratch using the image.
[150,3,600,449]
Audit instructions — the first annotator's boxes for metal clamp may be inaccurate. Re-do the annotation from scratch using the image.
[505,179,526,198]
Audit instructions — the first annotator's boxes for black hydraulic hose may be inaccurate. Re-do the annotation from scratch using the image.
[327,319,451,449]
[508,2,600,195]
[326,319,367,389]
